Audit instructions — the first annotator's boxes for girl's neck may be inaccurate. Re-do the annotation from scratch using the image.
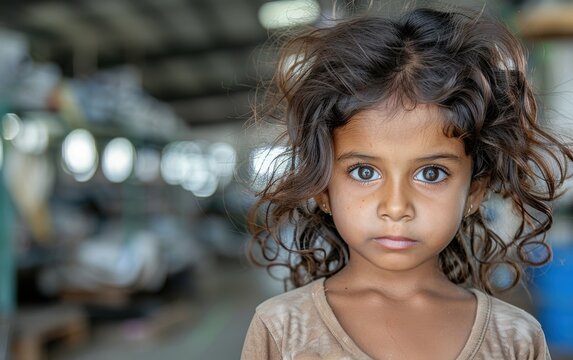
[329,257,458,301]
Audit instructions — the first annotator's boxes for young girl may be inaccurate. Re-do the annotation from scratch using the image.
[242,6,572,360]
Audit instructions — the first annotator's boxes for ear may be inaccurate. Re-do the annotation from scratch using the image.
[314,190,331,214]
[466,177,488,216]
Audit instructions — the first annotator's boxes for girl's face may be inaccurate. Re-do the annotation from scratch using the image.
[319,104,485,274]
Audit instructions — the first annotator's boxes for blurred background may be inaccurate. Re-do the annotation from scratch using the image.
[0,0,572,359]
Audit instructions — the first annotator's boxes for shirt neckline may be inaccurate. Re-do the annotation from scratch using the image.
[311,277,491,360]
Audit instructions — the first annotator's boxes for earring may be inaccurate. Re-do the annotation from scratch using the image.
[465,204,473,218]
[322,203,331,216]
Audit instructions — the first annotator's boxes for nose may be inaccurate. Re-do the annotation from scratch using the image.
[377,177,414,221]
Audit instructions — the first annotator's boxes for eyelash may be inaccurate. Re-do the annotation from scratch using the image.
[346,163,366,173]
[345,163,450,184]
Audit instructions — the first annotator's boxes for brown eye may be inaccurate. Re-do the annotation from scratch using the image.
[349,165,380,182]
[423,168,438,181]
[414,166,447,183]
[359,167,373,179]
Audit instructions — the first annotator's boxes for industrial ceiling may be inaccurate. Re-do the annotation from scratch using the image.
[0,0,302,126]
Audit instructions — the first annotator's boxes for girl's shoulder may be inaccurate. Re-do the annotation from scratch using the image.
[475,289,543,332]
[246,278,365,359]
[468,289,550,359]
[255,278,325,320]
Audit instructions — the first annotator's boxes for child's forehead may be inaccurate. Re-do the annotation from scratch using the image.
[345,103,450,134]
[333,103,468,160]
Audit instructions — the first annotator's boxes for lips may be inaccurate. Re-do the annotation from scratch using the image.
[373,236,419,250]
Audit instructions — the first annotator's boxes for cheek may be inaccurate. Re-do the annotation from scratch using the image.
[420,192,465,218]
[328,183,370,214]
[331,212,362,244]
[419,193,467,232]
[329,194,375,240]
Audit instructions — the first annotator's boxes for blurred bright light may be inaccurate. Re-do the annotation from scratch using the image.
[160,141,219,198]
[62,129,98,182]
[189,175,218,198]
[250,145,290,191]
[258,0,320,29]
[102,137,135,183]
[2,113,21,140]
[180,153,209,192]
[12,119,49,154]
[134,148,160,183]
[207,142,236,187]
[160,143,183,185]
[161,141,200,185]
[251,145,288,178]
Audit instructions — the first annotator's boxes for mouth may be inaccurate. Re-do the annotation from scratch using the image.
[373,236,419,250]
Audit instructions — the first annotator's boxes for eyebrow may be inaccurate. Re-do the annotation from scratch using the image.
[416,153,462,162]
[336,151,462,162]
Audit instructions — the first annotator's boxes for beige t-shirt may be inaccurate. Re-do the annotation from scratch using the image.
[241,278,551,359]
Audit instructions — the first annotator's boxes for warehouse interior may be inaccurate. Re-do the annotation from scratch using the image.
[0,0,572,359]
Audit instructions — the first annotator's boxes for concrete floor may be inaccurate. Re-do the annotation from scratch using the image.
[49,260,282,360]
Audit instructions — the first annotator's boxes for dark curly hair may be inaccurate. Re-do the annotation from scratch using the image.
[246,7,573,294]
